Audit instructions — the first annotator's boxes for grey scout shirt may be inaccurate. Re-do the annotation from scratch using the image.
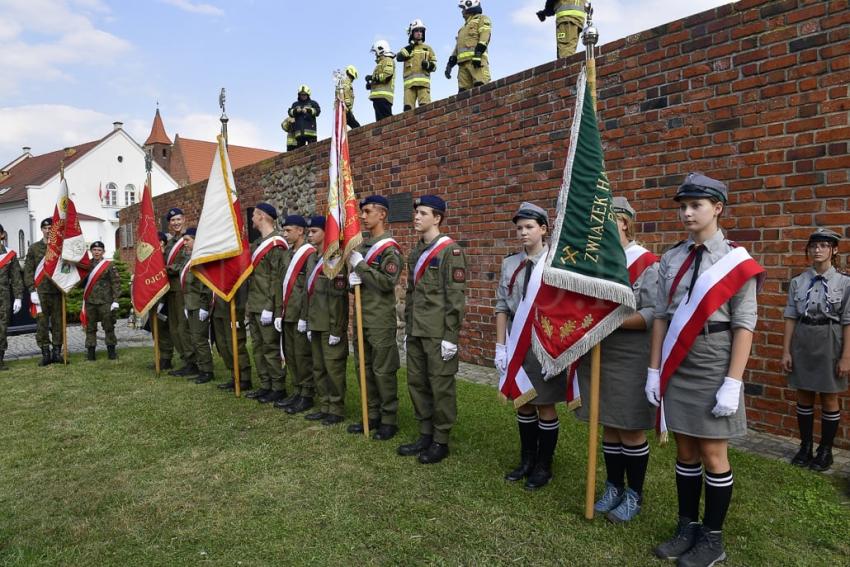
[784,266,850,324]
[495,244,548,320]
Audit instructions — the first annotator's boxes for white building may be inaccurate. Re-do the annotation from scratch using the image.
[0,122,178,259]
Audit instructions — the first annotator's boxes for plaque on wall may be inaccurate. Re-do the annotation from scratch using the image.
[387,192,412,224]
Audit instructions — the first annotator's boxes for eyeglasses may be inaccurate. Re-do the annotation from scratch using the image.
[807,242,833,250]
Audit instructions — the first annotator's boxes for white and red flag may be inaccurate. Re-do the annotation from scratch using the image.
[44,177,89,293]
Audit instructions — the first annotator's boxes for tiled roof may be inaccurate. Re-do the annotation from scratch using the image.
[171,136,279,186]
[144,109,172,146]
[0,139,101,205]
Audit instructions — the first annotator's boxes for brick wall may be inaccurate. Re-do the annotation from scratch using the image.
[120,0,850,447]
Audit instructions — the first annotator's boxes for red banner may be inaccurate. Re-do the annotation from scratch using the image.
[132,180,169,316]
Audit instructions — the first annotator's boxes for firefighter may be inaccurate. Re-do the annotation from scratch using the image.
[280,117,298,151]
[537,1,587,59]
[342,65,361,129]
[446,0,492,93]
[366,40,395,121]
[287,85,321,147]
[396,19,437,112]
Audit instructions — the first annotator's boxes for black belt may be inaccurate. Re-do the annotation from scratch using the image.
[699,322,731,335]
[800,317,831,326]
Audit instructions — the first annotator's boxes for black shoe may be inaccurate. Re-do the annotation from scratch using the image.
[258,391,285,404]
[322,414,345,426]
[194,372,214,384]
[285,396,314,414]
[149,359,173,370]
[218,381,236,390]
[51,347,64,364]
[418,442,449,464]
[654,517,701,560]
[791,441,813,467]
[505,453,536,482]
[347,419,379,434]
[169,364,199,377]
[524,461,553,491]
[397,435,433,457]
[273,393,299,409]
[372,424,398,441]
[809,445,834,472]
[246,388,270,400]
[304,411,328,421]
[107,345,117,360]
[86,347,96,361]
[676,526,726,567]
[38,347,52,367]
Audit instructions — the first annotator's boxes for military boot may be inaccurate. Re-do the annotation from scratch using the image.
[194,372,214,384]
[0,352,8,371]
[169,363,199,377]
[397,435,433,457]
[51,346,64,364]
[107,346,117,360]
[86,347,96,361]
[38,347,52,366]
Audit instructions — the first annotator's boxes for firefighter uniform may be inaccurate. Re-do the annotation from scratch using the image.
[83,255,122,358]
[281,117,298,152]
[23,223,64,365]
[0,240,24,369]
[342,66,361,128]
[452,6,492,91]
[368,50,395,121]
[397,25,437,111]
[287,87,321,147]
[538,1,586,58]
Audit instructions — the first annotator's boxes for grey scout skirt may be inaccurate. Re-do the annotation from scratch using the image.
[788,321,847,393]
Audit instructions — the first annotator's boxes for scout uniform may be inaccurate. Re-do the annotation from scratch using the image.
[537,1,587,59]
[245,203,286,402]
[302,216,349,425]
[348,195,403,439]
[783,228,849,472]
[399,195,467,464]
[163,208,194,374]
[82,242,122,361]
[181,230,215,384]
[448,2,492,92]
[0,230,24,370]
[652,174,761,567]
[213,289,253,391]
[23,218,64,365]
[396,20,437,111]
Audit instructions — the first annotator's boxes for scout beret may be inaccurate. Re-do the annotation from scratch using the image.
[255,202,278,220]
[282,215,307,228]
[359,195,389,209]
[89,241,105,250]
[41,218,53,228]
[808,227,841,245]
[157,231,168,243]
[184,227,197,237]
[166,207,184,220]
[307,215,326,230]
[612,196,636,218]
[414,195,446,213]
[512,202,549,225]
[675,173,728,204]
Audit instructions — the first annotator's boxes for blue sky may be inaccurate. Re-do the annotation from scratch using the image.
[0,0,730,163]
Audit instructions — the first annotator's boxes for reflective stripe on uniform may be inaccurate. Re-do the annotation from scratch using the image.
[369,90,394,100]
[555,2,586,21]
[457,48,475,62]
[404,73,431,87]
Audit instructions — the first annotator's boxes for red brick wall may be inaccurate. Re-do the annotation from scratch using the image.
[120,0,850,447]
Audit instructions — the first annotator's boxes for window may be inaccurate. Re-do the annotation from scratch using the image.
[124,184,136,206]
[18,230,25,256]
[104,182,118,207]
[121,223,135,248]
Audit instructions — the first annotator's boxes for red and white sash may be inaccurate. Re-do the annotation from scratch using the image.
[281,244,315,312]
[252,235,289,268]
[657,247,764,434]
[166,238,185,267]
[364,237,400,266]
[180,261,191,290]
[412,236,454,285]
[80,259,112,327]
[0,249,16,271]
[306,258,324,296]
[507,258,528,296]
[626,244,658,286]
[499,257,543,404]
[34,257,46,288]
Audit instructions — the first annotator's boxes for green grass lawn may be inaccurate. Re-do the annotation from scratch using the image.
[0,348,847,566]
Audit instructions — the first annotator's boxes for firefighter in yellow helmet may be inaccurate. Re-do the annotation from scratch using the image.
[280,117,297,151]
[366,40,395,121]
[537,0,587,59]
[396,19,437,112]
[446,0,491,93]
[342,65,361,128]
[287,85,321,147]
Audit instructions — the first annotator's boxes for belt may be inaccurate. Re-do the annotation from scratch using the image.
[699,322,731,335]
[800,317,831,326]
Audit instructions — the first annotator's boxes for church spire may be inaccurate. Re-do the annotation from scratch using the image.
[144,108,172,146]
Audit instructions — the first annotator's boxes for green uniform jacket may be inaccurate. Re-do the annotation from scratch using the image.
[353,233,402,329]
[213,287,247,319]
[303,254,349,336]
[282,244,312,323]
[164,233,186,295]
[0,247,24,300]
[369,56,396,102]
[84,258,121,304]
[452,13,492,65]
[246,232,285,314]
[397,42,437,88]
[183,270,212,311]
[23,240,62,296]
[404,237,467,344]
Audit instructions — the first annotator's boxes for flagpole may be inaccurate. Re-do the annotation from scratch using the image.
[581,2,603,521]
[354,285,369,437]
[152,315,161,376]
[61,293,68,365]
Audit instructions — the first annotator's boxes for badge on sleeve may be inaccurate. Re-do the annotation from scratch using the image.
[452,267,466,283]
[334,277,346,290]
[452,249,461,256]
[385,261,399,275]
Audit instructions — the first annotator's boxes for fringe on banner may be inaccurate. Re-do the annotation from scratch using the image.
[542,268,637,310]
[512,388,538,409]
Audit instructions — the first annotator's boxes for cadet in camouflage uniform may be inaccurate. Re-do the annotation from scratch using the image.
[83,241,121,361]
[152,231,174,370]
[180,229,215,384]
[23,217,64,366]
[276,214,315,413]
[0,224,24,370]
[163,208,195,376]
[347,195,403,440]
[214,287,253,392]
[446,0,492,92]
[245,203,286,403]
[302,216,349,426]
[398,195,467,464]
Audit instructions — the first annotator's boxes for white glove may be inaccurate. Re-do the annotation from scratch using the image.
[274,317,282,332]
[110,302,119,311]
[260,310,273,326]
[297,319,307,333]
[348,251,364,269]
[712,377,742,417]
[30,291,40,306]
[494,343,507,374]
[645,368,661,407]
[198,309,209,322]
[329,334,341,346]
[440,340,458,361]
[348,271,362,287]
[12,299,21,314]
[307,331,312,342]
[183,308,189,320]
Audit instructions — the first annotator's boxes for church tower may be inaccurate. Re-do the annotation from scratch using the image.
[143,107,173,172]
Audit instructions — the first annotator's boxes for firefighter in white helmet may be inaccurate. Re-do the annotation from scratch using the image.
[446,0,491,93]
[537,0,587,59]
[396,19,438,112]
[287,85,321,147]
[366,40,395,121]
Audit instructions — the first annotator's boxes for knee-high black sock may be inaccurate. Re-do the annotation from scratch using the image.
[516,412,539,457]
[675,461,703,521]
[602,442,625,488]
[703,469,734,531]
[623,441,650,495]
[821,410,841,447]
[537,417,560,465]
[796,404,814,444]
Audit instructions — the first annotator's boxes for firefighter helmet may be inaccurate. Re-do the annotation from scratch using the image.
[458,0,480,10]
[371,39,392,57]
[298,84,311,96]
[408,19,426,41]
[345,65,358,80]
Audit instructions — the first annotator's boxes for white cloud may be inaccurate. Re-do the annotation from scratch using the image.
[159,0,224,16]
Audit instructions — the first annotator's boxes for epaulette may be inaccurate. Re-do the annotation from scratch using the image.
[666,239,687,252]
[726,240,739,248]
[505,251,520,258]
